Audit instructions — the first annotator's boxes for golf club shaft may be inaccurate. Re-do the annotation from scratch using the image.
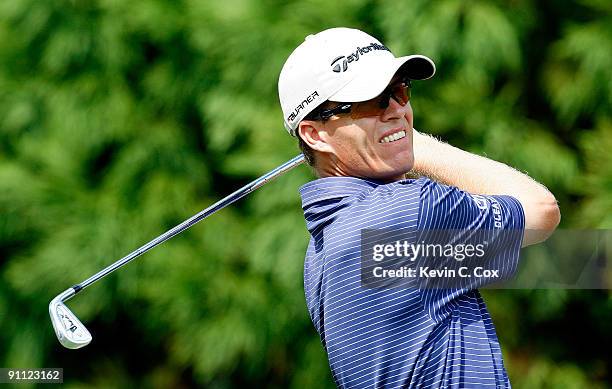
[64,154,305,302]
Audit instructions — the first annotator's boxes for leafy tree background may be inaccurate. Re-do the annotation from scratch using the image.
[0,0,610,387]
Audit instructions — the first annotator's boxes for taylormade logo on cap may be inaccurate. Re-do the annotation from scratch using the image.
[330,43,390,73]
[278,27,436,136]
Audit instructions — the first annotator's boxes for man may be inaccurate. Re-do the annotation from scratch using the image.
[278,27,560,388]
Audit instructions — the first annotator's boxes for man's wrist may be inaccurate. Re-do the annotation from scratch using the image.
[411,129,436,175]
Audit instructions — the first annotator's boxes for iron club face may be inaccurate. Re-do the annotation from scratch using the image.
[49,288,92,349]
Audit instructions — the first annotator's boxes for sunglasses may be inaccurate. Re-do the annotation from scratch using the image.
[312,79,412,121]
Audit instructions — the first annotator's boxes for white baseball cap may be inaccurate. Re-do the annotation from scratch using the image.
[278,27,436,136]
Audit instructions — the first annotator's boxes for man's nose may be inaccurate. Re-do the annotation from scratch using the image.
[380,96,409,121]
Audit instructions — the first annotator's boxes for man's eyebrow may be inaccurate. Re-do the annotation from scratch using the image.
[321,101,343,109]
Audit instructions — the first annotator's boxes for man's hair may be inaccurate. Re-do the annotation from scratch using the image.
[297,134,316,166]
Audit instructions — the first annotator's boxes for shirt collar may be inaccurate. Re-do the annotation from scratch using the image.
[299,176,384,209]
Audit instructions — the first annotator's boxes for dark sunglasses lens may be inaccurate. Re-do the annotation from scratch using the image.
[391,83,410,105]
[350,99,385,119]
[349,83,411,119]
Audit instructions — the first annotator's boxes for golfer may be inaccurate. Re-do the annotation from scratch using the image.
[278,28,560,388]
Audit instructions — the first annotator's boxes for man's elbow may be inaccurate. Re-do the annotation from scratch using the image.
[536,192,561,230]
[522,193,561,247]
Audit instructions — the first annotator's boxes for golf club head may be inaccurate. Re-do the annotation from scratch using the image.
[49,289,92,349]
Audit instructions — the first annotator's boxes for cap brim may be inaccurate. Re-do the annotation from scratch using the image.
[328,55,435,103]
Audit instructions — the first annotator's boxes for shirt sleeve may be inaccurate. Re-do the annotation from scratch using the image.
[417,178,525,231]
[414,178,525,317]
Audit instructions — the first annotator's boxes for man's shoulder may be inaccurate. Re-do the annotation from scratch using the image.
[299,175,433,207]
[300,176,433,238]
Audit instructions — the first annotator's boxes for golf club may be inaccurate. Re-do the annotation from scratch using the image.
[49,154,305,349]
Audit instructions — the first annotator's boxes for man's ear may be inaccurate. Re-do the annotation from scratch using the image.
[298,121,334,154]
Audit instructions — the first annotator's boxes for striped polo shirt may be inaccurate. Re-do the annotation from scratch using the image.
[300,176,524,388]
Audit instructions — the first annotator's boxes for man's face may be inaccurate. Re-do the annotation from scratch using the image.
[310,80,415,182]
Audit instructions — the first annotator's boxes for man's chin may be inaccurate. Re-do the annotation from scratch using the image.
[370,162,414,182]
[391,154,414,172]
[385,158,415,181]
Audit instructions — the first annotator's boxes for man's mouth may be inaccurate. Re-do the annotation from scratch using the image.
[379,130,406,144]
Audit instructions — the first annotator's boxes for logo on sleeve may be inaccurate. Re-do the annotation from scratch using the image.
[471,194,489,210]
[471,194,503,228]
[491,200,503,228]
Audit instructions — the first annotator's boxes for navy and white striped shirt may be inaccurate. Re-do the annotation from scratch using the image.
[300,176,524,388]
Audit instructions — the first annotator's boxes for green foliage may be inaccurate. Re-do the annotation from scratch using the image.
[0,0,609,387]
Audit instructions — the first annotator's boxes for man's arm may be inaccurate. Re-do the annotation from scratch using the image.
[411,130,560,247]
